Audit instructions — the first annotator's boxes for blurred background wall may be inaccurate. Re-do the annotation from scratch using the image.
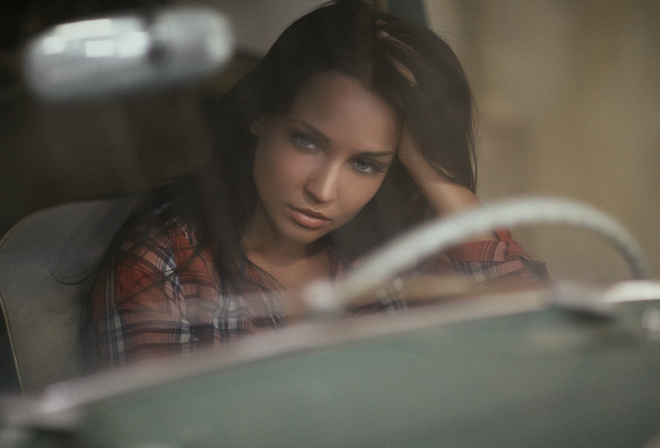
[425,0,660,284]
[0,0,658,389]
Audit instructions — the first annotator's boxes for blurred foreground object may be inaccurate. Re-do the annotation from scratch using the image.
[305,196,651,317]
[21,4,233,103]
[1,283,660,447]
[0,197,658,446]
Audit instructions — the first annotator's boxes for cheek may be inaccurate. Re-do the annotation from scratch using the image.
[253,144,284,202]
[252,147,270,188]
[339,176,386,216]
[254,144,313,193]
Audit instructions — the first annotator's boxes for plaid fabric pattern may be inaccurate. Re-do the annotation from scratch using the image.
[93,222,545,366]
[444,229,548,281]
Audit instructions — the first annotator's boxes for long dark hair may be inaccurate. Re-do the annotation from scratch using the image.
[104,0,476,292]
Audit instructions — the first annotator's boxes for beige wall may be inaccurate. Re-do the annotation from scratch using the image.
[426,0,660,284]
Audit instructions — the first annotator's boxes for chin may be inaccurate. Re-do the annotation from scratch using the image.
[290,230,326,245]
[281,224,329,245]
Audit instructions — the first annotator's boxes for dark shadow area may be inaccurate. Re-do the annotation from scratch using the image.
[0,318,19,393]
[0,0,262,393]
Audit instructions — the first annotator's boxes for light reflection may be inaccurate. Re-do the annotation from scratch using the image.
[41,36,66,55]
[44,17,150,59]
[54,19,114,39]
[84,40,116,58]
[22,5,233,102]
[43,30,149,59]
[117,32,149,58]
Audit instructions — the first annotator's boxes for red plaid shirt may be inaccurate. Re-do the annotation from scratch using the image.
[93,219,545,366]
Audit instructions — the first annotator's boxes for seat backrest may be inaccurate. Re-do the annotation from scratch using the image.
[0,197,140,394]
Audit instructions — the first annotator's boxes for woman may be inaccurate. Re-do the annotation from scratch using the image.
[92,0,545,367]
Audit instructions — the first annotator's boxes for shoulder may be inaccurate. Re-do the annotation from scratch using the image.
[105,205,203,285]
[119,205,196,254]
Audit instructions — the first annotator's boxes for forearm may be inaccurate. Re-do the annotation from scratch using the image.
[397,125,495,240]
[403,157,496,241]
[403,158,480,216]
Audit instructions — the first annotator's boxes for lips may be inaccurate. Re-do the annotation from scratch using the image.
[289,206,330,229]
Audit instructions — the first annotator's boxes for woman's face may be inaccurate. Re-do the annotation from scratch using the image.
[250,72,400,248]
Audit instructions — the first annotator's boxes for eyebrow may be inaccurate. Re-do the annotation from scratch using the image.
[291,120,396,158]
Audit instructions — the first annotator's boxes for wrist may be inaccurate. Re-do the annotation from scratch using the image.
[403,162,479,214]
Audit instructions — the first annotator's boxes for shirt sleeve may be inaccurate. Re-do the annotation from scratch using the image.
[418,228,548,282]
[93,225,195,367]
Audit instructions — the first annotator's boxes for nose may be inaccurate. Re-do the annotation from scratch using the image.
[304,162,341,204]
